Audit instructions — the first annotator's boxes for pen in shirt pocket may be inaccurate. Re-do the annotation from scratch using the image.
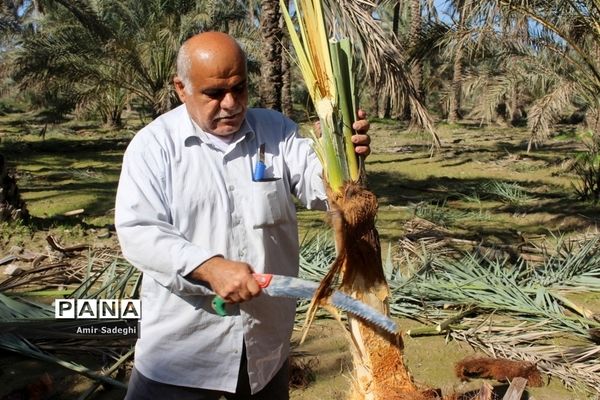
[253,143,266,181]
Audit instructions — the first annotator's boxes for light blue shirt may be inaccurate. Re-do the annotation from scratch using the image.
[115,105,327,393]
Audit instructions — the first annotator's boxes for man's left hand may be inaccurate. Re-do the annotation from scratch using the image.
[351,109,370,156]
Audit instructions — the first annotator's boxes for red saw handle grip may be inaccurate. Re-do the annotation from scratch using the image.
[252,273,273,288]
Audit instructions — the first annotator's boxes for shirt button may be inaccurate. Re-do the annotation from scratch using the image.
[228,185,235,191]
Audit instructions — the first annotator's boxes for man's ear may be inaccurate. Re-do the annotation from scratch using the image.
[173,76,187,103]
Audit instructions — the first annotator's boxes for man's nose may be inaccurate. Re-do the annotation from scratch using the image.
[221,91,237,110]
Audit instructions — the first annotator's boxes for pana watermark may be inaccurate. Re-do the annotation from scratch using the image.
[54,299,141,319]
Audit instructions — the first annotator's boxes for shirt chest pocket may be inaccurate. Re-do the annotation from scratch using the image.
[250,178,289,228]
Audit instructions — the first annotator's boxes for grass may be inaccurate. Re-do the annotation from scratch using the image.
[3,109,598,255]
[1,113,133,232]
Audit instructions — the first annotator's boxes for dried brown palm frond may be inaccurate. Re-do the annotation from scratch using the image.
[455,356,543,387]
[0,247,138,296]
[404,216,452,239]
[0,261,77,292]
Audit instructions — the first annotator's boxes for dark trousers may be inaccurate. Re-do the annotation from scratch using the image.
[124,349,290,400]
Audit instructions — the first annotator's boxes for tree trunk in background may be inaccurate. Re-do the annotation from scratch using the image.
[281,21,293,117]
[409,0,422,100]
[448,47,463,123]
[404,0,423,124]
[0,154,29,222]
[510,16,529,125]
[448,5,466,124]
[384,1,401,119]
[259,0,282,110]
[281,55,292,116]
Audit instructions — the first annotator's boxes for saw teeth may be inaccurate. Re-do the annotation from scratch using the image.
[330,291,398,334]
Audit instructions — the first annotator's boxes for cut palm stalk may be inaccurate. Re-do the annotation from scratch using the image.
[281,1,436,398]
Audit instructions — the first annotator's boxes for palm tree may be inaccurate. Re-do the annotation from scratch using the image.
[0,1,20,34]
[11,0,252,122]
[0,154,28,222]
[462,0,600,148]
[409,0,423,103]
[447,0,472,123]
[281,26,294,116]
[499,0,600,148]
[0,0,42,36]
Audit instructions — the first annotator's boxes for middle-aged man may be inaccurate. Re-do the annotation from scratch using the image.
[115,31,371,399]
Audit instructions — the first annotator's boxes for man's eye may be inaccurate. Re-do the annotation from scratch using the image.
[233,84,246,93]
[204,90,224,98]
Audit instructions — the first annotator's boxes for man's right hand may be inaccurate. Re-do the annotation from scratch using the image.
[189,256,261,303]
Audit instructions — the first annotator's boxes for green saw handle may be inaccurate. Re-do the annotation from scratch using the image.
[212,296,228,316]
[211,273,273,316]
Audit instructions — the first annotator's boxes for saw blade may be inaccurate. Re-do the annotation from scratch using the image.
[262,274,397,335]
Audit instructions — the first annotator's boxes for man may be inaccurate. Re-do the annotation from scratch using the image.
[115,31,370,399]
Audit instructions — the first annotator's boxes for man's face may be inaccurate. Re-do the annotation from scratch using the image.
[174,55,248,136]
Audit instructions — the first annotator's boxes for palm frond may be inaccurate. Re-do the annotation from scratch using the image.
[527,81,573,151]
[324,0,441,148]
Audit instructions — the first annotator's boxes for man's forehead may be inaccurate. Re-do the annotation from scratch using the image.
[190,56,246,86]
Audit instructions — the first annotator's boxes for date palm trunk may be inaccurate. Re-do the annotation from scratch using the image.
[448,44,463,123]
[448,0,469,124]
[259,0,283,110]
[324,183,431,400]
[281,22,293,117]
[384,1,401,119]
[0,154,29,222]
[404,0,424,125]
[281,1,443,398]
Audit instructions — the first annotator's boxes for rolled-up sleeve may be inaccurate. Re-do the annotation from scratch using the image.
[115,133,218,296]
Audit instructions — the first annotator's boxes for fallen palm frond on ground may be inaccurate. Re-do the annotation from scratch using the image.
[0,242,138,399]
[0,236,139,295]
[297,232,600,396]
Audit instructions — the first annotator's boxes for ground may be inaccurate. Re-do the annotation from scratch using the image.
[0,319,583,399]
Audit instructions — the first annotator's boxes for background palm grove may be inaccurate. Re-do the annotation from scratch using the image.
[1,0,600,399]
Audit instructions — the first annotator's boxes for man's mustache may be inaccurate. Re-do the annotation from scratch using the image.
[214,110,243,120]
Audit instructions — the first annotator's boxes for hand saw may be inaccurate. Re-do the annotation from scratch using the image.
[212,273,397,335]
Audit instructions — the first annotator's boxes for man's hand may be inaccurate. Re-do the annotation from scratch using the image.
[313,109,371,156]
[351,109,370,156]
[190,256,260,303]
